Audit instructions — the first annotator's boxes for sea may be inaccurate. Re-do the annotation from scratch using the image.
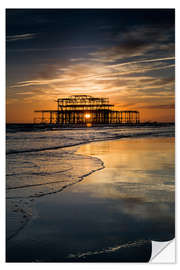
[6,124,175,262]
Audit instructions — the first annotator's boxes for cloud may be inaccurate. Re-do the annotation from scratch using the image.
[6,45,96,52]
[10,60,174,112]
[138,104,175,110]
[11,55,174,88]
[90,25,174,62]
[111,57,175,68]
[6,33,37,42]
[10,55,175,100]
[90,42,151,62]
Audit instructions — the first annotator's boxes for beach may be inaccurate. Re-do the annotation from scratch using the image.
[6,125,175,262]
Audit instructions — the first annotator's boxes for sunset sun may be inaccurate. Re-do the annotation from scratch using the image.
[85,113,91,119]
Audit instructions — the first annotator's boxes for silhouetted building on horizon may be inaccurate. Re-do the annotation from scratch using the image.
[34,95,140,126]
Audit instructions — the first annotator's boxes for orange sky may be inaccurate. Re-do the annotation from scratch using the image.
[6,94,175,123]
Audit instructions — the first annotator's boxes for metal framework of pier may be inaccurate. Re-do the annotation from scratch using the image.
[34,95,140,125]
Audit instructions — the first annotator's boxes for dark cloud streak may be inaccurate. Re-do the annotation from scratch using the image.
[6,33,37,42]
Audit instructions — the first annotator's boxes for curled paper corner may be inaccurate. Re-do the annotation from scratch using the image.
[150,239,175,263]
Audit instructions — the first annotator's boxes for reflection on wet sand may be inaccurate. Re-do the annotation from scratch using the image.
[77,137,175,202]
[6,137,175,262]
[76,137,175,241]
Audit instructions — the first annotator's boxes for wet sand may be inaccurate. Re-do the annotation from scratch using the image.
[6,137,175,262]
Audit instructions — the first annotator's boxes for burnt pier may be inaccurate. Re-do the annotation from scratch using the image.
[34,95,140,126]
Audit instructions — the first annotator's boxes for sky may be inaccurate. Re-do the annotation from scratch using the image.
[6,9,175,123]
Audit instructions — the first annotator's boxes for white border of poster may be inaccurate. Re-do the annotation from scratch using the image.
[0,0,178,268]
